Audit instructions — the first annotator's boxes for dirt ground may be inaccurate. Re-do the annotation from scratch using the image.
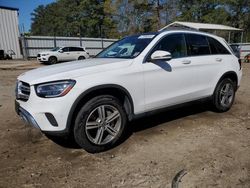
[0,60,249,188]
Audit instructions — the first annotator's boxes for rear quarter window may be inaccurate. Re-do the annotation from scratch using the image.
[76,47,84,51]
[207,37,230,55]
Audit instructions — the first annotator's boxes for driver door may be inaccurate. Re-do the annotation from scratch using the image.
[59,47,71,61]
[143,33,199,111]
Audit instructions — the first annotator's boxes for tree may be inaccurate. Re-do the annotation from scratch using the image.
[176,0,250,42]
[31,0,118,38]
[223,0,250,41]
[30,0,250,41]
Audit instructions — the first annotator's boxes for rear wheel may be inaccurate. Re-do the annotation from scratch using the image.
[48,56,57,64]
[73,95,127,153]
[78,56,85,60]
[212,78,236,112]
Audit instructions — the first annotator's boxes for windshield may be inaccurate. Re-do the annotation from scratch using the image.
[50,47,61,51]
[97,34,156,59]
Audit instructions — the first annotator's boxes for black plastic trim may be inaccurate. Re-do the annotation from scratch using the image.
[45,113,58,127]
[130,96,212,120]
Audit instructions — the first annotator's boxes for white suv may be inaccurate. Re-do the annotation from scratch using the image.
[16,30,242,153]
[37,46,90,64]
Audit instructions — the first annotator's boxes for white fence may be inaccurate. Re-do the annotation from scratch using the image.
[20,36,117,58]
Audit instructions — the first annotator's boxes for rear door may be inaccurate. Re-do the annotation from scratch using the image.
[183,33,224,97]
[68,47,79,60]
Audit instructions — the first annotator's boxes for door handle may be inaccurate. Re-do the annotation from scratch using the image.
[182,60,191,64]
[216,58,222,62]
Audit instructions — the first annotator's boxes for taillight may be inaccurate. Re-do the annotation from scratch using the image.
[238,58,242,70]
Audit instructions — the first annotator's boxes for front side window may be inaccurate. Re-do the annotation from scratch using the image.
[97,34,156,59]
[186,34,210,56]
[62,47,69,52]
[50,47,60,52]
[152,34,187,58]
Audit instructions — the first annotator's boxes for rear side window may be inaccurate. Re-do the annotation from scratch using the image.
[207,37,230,54]
[69,47,84,52]
[153,34,187,58]
[185,34,210,56]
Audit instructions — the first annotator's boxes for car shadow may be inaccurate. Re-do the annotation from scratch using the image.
[45,134,81,149]
[47,100,212,150]
[152,60,172,72]
[130,101,210,133]
[114,100,212,148]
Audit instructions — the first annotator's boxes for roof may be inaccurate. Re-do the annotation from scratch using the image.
[0,5,19,11]
[160,21,243,32]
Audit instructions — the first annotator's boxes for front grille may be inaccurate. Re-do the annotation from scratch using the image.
[16,81,30,101]
[37,54,41,57]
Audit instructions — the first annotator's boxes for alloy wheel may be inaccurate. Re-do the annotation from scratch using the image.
[219,83,234,108]
[85,105,121,145]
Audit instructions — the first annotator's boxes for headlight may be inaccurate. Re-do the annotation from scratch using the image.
[41,54,49,56]
[35,80,76,98]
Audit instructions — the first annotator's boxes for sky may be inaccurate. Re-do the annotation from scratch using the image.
[0,0,55,32]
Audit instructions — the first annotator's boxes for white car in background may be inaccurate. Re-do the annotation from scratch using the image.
[37,46,90,64]
[239,44,250,62]
[230,43,250,62]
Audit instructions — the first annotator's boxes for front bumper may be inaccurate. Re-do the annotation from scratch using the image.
[15,101,40,129]
[37,56,49,62]
[15,83,79,134]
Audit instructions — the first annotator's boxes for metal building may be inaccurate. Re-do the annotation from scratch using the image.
[160,21,244,43]
[0,6,22,59]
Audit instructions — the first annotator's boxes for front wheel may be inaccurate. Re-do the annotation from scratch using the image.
[212,78,236,112]
[48,56,57,65]
[73,95,127,153]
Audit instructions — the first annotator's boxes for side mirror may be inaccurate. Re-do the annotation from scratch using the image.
[150,50,172,61]
[58,49,63,53]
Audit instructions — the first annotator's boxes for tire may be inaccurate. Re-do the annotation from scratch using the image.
[78,56,85,60]
[212,78,236,112]
[73,95,127,153]
[48,56,57,65]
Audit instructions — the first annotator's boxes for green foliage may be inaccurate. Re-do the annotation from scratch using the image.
[31,0,117,38]
[30,0,250,41]
[177,0,250,42]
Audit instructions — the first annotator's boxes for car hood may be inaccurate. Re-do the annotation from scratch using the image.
[18,58,133,85]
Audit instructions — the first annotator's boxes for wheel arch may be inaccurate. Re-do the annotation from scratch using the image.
[78,55,86,60]
[48,55,58,62]
[49,55,57,60]
[66,84,134,134]
[214,71,238,93]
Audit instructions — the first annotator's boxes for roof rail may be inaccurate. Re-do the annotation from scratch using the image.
[159,26,199,32]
